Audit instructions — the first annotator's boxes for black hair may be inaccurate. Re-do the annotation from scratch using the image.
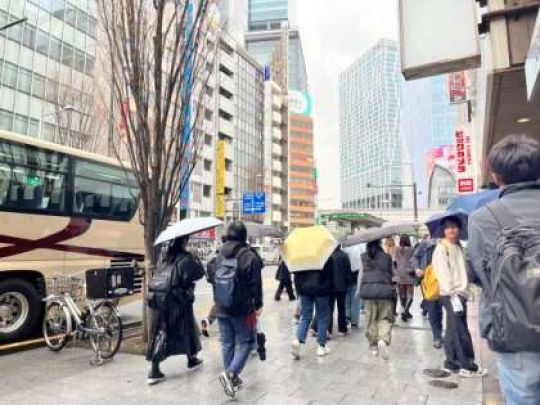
[399,235,411,248]
[366,240,382,259]
[442,216,461,230]
[168,235,189,259]
[488,135,540,185]
[226,221,247,243]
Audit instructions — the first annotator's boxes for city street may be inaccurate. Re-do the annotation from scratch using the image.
[1,270,498,405]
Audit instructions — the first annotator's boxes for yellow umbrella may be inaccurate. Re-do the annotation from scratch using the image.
[281,226,338,272]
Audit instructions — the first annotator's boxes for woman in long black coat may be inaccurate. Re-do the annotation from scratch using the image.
[146,236,205,385]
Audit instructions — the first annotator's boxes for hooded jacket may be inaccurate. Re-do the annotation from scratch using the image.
[208,240,264,316]
[294,257,334,297]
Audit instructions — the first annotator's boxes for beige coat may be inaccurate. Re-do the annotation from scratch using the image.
[432,240,469,298]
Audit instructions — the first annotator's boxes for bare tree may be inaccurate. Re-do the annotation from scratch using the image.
[98,0,218,338]
[51,78,108,153]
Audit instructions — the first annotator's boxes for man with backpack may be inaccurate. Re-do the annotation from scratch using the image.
[207,221,264,399]
[468,135,540,405]
[146,236,205,385]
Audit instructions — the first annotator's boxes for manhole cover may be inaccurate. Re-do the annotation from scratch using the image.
[423,368,451,378]
[428,380,459,389]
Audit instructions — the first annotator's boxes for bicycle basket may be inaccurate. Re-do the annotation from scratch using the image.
[47,276,85,303]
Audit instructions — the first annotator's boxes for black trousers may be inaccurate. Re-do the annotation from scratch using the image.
[329,292,347,334]
[440,296,477,371]
[274,278,295,300]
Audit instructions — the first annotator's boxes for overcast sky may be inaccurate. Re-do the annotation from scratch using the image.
[295,0,399,209]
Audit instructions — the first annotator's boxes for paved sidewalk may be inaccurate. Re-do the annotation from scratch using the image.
[1,283,497,405]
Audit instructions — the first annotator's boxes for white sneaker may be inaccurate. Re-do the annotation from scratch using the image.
[316,344,328,357]
[459,368,488,378]
[378,340,389,360]
[291,339,302,360]
[324,345,331,355]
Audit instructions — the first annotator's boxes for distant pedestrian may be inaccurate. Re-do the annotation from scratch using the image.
[329,246,352,335]
[468,135,540,404]
[433,217,486,377]
[274,256,296,301]
[344,244,364,328]
[146,236,205,385]
[358,240,395,360]
[292,255,334,359]
[394,235,415,322]
[207,221,264,398]
[411,236,443,349]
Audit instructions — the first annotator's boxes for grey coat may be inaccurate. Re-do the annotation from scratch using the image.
[394,246,414,285]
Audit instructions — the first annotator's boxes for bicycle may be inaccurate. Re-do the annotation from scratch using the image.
[42,275,123,364]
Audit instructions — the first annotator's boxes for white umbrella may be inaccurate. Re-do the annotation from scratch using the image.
[154,217,223,245]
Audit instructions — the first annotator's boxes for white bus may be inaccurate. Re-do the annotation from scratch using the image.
[0,130,144,344]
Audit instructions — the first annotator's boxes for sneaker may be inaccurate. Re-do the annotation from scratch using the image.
[231,374,243,390]
[219,371,235,398]
[187,357,203,371]
[200,319,209,338]
[378,340,389,360]
[316,345,327,357]
[291,339,302,360]
[324,345,331,355]
[370,346,379,357]
[337,331,346,337]
[433,339,442,349]
[147,370,166,385]
[350,323,359,329]
[459,368,488,378]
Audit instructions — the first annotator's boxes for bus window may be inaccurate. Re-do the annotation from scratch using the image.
[0,162,9,205]
[74,160,139,221]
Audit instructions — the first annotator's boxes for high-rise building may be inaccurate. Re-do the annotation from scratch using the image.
[248,0,289,31]
[289,112,315,227]
[400,74,458,208]
[217,0,248,44]
[0,1,98,143]
[339,39,402,210]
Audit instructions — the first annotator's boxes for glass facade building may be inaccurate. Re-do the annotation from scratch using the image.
[339,39,402,210]
[234,48,264,198]
[248,0,288,31]
[0,0,97,142]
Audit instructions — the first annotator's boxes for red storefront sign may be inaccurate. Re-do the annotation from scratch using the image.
[448,72,467,104]
[454,128,476,194]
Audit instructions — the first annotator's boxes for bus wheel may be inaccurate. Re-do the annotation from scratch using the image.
[0,279,42,344]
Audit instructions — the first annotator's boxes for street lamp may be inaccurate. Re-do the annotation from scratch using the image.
[366,182,419,222]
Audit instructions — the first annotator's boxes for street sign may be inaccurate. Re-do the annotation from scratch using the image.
[242,192,266,214]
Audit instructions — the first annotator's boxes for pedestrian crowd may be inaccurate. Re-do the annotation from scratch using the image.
[143,134,540,404]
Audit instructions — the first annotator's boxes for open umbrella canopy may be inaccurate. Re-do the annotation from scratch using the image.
[425,210,469,240]
[447,189,499,214]
[154,217,223,245]
[245,223,283,239]
[343,220,421,247]
[281,226,338,272]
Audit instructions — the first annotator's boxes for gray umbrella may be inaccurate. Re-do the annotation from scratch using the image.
[343,220,421,247]
[245,223,283,239]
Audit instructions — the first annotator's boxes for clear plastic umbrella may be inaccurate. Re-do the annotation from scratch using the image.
[154,217,223,245]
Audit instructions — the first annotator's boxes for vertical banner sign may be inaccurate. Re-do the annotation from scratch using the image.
[216,140,226,218]
[180,0,195,212]
[448,72,467,104]
[454,128,475,194]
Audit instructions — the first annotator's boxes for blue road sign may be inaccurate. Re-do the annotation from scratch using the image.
[243,192,266,214]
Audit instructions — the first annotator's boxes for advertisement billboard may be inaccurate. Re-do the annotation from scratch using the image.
[288,91,313,116]
[215,139,226,218]
[399,0,480,80]
[448,72,468,104]
[426,145,456,181]
[454,127,476,194]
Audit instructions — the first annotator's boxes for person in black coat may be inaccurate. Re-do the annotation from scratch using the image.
[358,240,395,360]
[274,256,296,301]
[291,257,334,359]
[146,235,205,385]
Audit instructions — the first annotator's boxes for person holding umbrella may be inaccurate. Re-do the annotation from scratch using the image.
[358,239,395,360]
[428,214,486,377]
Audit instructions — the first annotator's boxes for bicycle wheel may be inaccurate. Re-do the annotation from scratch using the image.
[42,301,72,351]
[89,302,123,359]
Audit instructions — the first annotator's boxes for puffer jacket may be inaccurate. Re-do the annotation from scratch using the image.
[358,250,395,300]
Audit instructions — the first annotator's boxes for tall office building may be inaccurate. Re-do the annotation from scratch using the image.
[245,0,307,92]
[217,0,248,44]
[0,0,97,143]
[339,39,402,210]
[400,74,458,208]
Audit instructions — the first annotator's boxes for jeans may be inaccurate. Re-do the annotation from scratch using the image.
[440,296,477,371]
[345,285,361,326]
[217,314,256,375]
[297,295,330,346]
[496,351,540,405]
[425,299,443,340]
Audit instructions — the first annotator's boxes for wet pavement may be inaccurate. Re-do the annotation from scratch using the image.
[0,270,501,405]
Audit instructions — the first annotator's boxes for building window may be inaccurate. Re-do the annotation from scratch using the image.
[204,134,212,146]
[3,63,17,88]
[203,185,211,198]
[203,159,212,171]
[18,69,32,94]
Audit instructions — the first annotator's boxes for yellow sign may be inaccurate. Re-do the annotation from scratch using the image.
[216,139,226,218]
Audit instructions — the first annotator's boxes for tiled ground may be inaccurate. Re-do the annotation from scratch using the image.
[0,280,498,405]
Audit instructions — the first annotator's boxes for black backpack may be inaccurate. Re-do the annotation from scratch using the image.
[213,248,247,311]
[479,200,540,352]
[147,258,179,311]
